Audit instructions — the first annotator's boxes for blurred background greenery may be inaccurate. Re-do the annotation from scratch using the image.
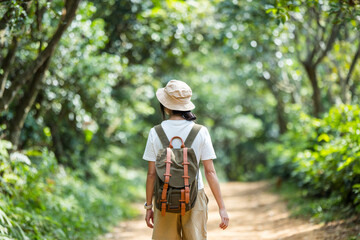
[0,0,359,239]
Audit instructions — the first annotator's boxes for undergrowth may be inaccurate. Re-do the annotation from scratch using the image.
[0,140,145,240]
[266,105,360,218]
[273,180,356,222]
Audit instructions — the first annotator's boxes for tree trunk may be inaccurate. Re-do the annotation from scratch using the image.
[340,76,350,104]
[326,84,335,106]
[276,100,287,134]
[0,38,18,97]
[0,0,81,112]
[303,62,322,117]
[47,114,68,165]
[344,40,360,103]
[263,76,288,134]
[8,57,51,149]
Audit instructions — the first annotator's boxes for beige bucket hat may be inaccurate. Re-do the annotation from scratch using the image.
[156,80,195,111]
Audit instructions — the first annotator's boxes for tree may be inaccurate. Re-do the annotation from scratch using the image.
[269,0,360,116]
[0,0,81,148]
[215,0,291,134]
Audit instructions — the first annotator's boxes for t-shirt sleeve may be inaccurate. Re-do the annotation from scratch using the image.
[200,127,217,161]
[143,128,157,162]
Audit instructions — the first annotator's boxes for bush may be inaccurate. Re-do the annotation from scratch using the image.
[0,141,144,240]
[266,105,360,215]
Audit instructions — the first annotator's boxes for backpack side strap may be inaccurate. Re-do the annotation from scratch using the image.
[184,124,202,148]
[154,124,170,148]
[160,148,172,216]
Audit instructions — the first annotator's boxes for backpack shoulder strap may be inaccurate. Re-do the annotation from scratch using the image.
[185,124,202,148]
[154,124,170,148]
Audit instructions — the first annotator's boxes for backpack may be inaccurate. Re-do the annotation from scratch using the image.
[154,124,202,216]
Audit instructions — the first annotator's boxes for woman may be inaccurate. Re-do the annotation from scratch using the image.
[143,80,229,240]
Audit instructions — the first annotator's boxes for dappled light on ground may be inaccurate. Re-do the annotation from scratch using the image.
[102,182,359,240]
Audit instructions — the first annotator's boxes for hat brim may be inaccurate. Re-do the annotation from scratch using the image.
[156,88,195,111]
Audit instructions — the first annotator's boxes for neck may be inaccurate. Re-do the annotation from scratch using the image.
[168,115,184,120]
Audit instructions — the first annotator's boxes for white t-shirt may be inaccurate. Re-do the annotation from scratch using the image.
[143,120,216,190]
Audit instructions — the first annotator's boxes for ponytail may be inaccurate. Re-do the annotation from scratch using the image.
[175,110,197,121]
[159,103,197,121]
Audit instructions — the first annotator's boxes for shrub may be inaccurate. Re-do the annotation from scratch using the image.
[0,141,143,240]
[267,105,360,215]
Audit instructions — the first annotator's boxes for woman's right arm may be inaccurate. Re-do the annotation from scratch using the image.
[145,161,156,228]
[203,159,229,230]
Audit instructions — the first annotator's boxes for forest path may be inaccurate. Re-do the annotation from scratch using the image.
[101,181,358,240]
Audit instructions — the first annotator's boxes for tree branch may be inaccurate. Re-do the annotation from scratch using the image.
[292,27,303,63]
[0,0,81,112]
[312,6,326,44]
[0,37,18,98]
[260,70,288,134]
[314,12,342,66]
[345,38,360,86]
[8,56,52,148]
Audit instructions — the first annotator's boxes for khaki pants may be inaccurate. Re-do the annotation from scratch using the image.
[152,189,209,240]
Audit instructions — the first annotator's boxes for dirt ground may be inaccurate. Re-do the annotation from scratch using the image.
[101,182,359,240]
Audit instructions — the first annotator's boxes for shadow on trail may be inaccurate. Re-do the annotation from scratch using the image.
[102,181,359,240]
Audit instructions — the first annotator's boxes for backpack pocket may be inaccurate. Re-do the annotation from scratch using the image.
[167,188,181,211]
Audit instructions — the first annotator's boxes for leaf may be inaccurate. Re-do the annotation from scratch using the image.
[13,222,29,240]
[337,157,355,171]
[0,224,9,235]
[351,20,357,27]
[24,150,42,157]
[43,127,51,137]
[0,209,12,227]
[265,8,277,14]
[318,133,330,142]
[0,141,12,150]
[0,235,16,240]
[84,129,93,143]
[10,153,31,165]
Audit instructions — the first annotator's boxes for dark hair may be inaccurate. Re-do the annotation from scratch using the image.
[160,103,197,121]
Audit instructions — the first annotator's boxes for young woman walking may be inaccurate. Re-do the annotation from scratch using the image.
[143,80,229,240]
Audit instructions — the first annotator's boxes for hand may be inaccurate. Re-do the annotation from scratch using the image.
[145,209,154,228]
[219,208,229,230]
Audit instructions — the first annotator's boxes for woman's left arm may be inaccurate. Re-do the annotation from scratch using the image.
[203,159,229,230]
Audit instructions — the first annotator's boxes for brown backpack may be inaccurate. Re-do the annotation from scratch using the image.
[154,124,202,216]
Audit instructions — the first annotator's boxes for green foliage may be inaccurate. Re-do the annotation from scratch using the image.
[268,0,360,26]
[0,141,143,240]
[167,50,267,181]
[0,0,29,33]
[274,180,355,222]
[267,105,360,217]
[1,0,360,236]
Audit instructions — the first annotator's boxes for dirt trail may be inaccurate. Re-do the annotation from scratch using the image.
[102,182,359,240]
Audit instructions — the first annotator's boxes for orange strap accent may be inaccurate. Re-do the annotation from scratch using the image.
[161,202,166,216]
[180,189,186,216]
[182,147,190,204]
[161,148,172,216]
[169,136,185,149]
